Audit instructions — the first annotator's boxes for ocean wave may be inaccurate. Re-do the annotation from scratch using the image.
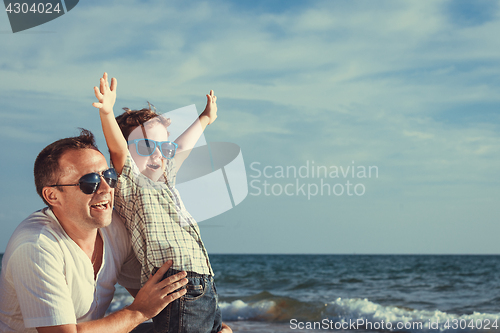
[107,289,500,331]
[218,293,500,332]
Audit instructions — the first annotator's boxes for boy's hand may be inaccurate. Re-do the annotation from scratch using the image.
[201,90,217,124]
[92,72,117,115]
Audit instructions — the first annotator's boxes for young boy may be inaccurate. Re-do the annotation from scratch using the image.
[92,73,222,333]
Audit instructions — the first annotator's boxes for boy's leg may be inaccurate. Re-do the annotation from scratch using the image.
[180,276,222,333]
[210,282,223,333]
[151,268,179,333]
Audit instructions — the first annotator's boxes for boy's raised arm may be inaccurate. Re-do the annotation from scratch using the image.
[92,72,128,174]
[174,90,217,171]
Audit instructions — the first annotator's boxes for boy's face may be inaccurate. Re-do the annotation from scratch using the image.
[128,122,169,181]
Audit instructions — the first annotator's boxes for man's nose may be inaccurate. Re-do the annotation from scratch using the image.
[96,176,113,193]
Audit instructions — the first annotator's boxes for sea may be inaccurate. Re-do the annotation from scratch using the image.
[2,254,500,332]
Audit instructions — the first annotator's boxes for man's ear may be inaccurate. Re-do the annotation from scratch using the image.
[42,187,60,207]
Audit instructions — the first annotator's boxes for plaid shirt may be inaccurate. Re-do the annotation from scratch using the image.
[114,153,213,286]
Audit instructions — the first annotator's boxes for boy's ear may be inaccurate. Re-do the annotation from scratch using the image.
[42,187,61,207]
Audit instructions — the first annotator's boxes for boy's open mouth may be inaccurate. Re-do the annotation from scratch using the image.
[147,163,161,170]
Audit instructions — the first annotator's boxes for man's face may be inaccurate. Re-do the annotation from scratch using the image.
[52,149,114,231]
[128,122,169,181]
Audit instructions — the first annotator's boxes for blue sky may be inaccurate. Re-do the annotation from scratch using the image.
[0,0,499,254]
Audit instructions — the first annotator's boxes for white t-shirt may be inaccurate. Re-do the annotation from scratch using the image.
[0,208,140,332]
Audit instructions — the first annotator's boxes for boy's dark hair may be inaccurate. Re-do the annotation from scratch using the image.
[34,129,100,206]
[116,102,171,141]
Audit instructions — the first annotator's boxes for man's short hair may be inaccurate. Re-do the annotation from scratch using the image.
[116,102,171,141]
[34,128,100,206]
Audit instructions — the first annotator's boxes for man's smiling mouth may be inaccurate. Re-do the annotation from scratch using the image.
[90,200,110,210]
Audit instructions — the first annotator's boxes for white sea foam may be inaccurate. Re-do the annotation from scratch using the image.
[328,297,500,332]
[219,300,276,321]
[217,297,500,332]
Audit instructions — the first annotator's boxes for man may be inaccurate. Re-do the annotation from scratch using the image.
[0,130,195,332]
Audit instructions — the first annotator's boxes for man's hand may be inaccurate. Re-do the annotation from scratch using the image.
[127,260,188,321]
[92,72,117,116]
[201,90,217,124]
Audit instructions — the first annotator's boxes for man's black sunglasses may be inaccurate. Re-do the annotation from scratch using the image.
[48,168,118,195]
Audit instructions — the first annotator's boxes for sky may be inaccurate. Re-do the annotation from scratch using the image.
[0,0,499,254]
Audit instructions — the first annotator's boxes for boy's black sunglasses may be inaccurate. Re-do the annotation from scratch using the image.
[48,168,118,195]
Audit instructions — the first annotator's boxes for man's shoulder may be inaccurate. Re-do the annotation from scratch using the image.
[7,208,62,248]
[2,208,67,269]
